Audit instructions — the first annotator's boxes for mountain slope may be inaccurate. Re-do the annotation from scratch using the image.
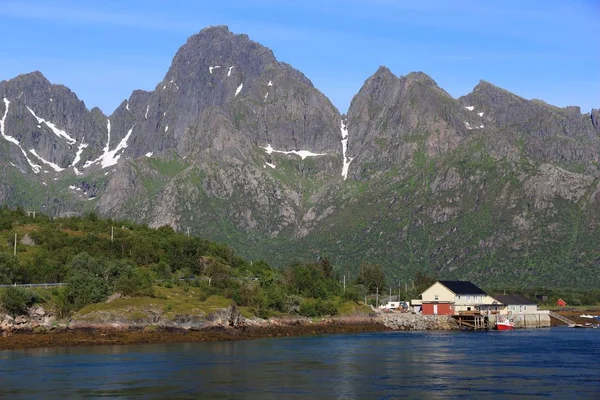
[1,26,599,289]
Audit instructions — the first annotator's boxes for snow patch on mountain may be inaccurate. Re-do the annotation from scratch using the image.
[100,125,134,168]
[27,106,76,144]
[1,99,19,147]
[83,119,135,169]
[465,106,474,111]
[1,98,42,173]
[340,119,353,180]
[228,66,234,76]
[262,144,325,160]
[71,140,88,167]
[29,149,64,172]
[234,83,243,97]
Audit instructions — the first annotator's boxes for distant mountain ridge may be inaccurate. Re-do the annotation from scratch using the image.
[1,25,599,288]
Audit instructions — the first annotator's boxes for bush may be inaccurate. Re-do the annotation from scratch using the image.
[66,269,108,310]
[0,253,20,285]
[1,287,37,317]
[299,299,339,317]
[52,287,73,318]
[342,286,361,302]
[299,299,317,317]
[152,261,172,280]
[266,285,286,312]
[116,268,154,297]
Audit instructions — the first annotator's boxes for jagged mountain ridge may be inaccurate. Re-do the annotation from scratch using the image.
[1,26,600,288]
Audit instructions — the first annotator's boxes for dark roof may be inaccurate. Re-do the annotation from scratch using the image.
[494,294,536,305]
[438,280,487,295]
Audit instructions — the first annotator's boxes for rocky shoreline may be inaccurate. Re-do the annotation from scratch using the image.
[0,307,459,351]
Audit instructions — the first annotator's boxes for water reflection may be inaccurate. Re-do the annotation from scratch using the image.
[1,328,599,398]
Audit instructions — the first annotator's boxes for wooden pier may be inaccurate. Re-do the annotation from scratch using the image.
[452,314,491,330]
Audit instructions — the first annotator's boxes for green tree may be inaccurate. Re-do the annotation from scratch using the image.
[202,258,232,288]
[116,267,154,297]
[0,253,20,285]
[64,253,112,310]
[1,287,37,317]
[66,268,108,310]
[414,271,437,293]
[152,261,172,280]
[319,257,334,279]
[356,263,386,293]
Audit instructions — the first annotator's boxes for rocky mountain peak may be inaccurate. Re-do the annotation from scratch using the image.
[8,70,50,85]
[164,25,277,86]
[465,80,524,105]
[591,109,600,130]
[372,65,397,79]
[403,71,438,87]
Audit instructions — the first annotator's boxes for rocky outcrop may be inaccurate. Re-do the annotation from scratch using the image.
[459,81,600,164]
[522,164,594,209]
[0,307,60,336]
[346,68,471,179]
[380,313,458,330]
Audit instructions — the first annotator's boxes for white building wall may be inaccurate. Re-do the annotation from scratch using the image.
[421,282,455,302]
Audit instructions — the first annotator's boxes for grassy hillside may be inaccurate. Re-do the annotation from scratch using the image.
[0,207,372,318]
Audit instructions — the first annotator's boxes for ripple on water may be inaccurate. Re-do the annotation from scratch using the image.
[0,327,599,399]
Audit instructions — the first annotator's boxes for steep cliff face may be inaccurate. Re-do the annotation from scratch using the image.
[1,26,599,288]
[345,68,473,180]
[0,72,107,175]
[94,26,344,236]
[459,81,600,165]
[101,26,342,164]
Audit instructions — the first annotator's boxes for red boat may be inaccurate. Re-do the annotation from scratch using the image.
[496,319,515,331]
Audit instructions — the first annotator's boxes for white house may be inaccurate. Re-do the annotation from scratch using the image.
[418,280,495,315]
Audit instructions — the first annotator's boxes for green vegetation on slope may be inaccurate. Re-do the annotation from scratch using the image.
[0,207,373,318]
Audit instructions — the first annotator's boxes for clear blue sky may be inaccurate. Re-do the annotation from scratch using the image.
[1,0,598,114]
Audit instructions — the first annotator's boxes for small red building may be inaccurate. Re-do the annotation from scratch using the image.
[422,302,454,315]
[557,298,567,306]
[419,280,489,315]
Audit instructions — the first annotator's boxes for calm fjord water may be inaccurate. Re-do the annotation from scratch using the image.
[1,327,598,399]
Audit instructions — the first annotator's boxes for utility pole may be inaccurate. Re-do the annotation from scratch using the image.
[187,227,190,237]
[405,282,408,293]
[376,287,379,307]
[343,274,346,292]
[13,233,17,256]
[111,226,114,244]
[389,286,392,303]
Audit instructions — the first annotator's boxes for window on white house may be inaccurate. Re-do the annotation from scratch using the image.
[434,295,438,300]
[524,306,527,310]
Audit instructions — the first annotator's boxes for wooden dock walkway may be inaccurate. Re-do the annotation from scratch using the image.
[452,314,490,330]
[548,311,577,326]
